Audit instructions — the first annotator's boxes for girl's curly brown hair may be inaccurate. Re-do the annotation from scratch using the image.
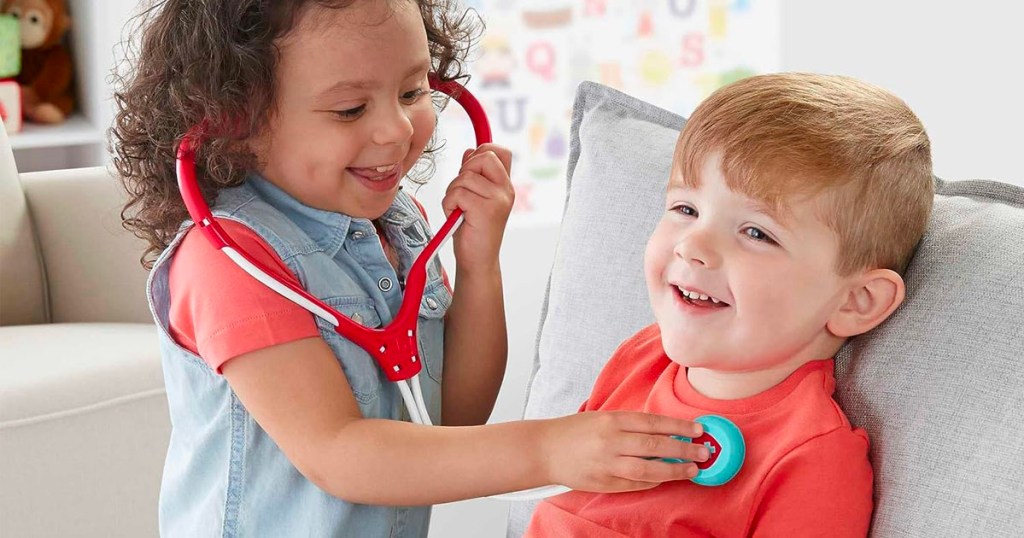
[111,0,480,269]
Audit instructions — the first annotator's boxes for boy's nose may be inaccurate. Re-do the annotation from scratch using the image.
[372,103,415,146]
[674,231,722,269]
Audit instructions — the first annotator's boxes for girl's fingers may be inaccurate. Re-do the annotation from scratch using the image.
[477,143,512,173]
[445,172,506,203]
[613,457,699,485]
[441,179,506,219]
[462,148,512,183]
[620,433,709,462]
[440,194,458,217]
[614,412,704,439]
[463,143,512,172]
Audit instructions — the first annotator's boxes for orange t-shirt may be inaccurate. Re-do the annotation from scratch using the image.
[525,324,873,537]
[168,197,448,374]
[167,220,320,373]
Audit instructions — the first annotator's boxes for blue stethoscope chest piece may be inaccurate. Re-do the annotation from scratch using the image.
[664,414,745,486]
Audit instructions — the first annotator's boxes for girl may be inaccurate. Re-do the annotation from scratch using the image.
[112,1,708,536]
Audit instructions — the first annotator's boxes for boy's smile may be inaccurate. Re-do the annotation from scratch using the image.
[645,152,856,398]
[671,284,731,313]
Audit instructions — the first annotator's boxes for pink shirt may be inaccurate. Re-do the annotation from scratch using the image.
[526,324,873,537]
[167,220,319,373]
[167,198,447,374]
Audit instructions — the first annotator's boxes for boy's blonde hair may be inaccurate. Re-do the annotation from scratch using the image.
[676,73,933,275]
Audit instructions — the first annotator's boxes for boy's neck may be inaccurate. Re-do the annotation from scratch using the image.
[682,338,844,400]
[685,358,810,400]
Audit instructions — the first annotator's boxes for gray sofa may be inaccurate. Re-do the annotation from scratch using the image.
[0,125,168,537]
[508,82,1024,537]
[2,81,1022,537]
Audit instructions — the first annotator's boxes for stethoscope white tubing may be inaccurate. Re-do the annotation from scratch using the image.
[410,376,432,426]
[217,213,464,328]
[490,485,571,502]
[398,380,424,425]
[223,246,340,326]
[219,214,566,501]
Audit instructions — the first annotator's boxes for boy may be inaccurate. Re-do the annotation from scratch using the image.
[525,73,933,537]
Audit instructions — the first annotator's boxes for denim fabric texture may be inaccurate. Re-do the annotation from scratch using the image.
[148,175,451,537]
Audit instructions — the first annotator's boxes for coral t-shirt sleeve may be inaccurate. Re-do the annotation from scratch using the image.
[749,428,874,537]
[167,219,320,373]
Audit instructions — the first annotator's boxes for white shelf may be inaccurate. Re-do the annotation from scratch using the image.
[8,113,104,150]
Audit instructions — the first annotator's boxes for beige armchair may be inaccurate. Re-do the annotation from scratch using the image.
[0,125,169,537]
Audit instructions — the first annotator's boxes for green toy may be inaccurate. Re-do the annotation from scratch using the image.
[0,14,19,79]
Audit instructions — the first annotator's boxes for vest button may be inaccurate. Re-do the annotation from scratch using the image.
[351,230,365,240]
[425,297,439,310]
[378,277,393,292]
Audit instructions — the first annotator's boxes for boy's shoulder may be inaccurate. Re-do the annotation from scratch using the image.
[583,324,670,410]
[615,323,664,352]
[603,324,667,374]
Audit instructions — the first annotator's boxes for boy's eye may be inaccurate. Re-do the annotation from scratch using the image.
[672,204,698,217]
[743,226,777,245]
[401,88,427,103]
[332,105,366,120]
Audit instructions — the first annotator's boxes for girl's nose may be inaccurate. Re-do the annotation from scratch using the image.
[674,228,722,269]
[372,102,415,146]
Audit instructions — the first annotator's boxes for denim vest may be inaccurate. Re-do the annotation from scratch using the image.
[148,175,451,537]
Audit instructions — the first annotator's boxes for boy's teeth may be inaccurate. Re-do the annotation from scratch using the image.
[374,165,394,173]
[678,287,724,304]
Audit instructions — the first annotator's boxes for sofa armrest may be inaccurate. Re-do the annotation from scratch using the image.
[20,167,152,324]
[0,121,47,325]
[0,322,168,537]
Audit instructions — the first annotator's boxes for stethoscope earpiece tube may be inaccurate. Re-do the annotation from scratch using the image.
[175,76,491,381]
[175,76,576,502]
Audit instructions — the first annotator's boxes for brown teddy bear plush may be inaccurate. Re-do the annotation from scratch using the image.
[1,0,73,124]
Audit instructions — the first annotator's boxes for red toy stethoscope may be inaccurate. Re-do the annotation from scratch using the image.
[176,74,481,428]
[176,77,743,501]
[175,76,573,501]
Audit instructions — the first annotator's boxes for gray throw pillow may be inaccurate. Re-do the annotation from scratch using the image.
[508,81,1024,537]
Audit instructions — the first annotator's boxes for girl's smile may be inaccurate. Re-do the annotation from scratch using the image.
[251,1,435,219]
[347,164,403,193]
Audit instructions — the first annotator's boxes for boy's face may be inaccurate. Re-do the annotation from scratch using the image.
[645,153,854,372]
[253,0,435,219]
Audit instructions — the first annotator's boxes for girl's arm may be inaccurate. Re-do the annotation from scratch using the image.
[441,259,507,426]
[439,144,514,426]
[223,336,709,506]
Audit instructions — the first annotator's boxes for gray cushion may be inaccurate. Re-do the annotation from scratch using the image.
[508,81,1024,537]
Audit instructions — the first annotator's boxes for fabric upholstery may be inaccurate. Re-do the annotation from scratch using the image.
[20,167,152,324]
[0,323,167,538]
[508,81,1024,537]
[0,123,47,325]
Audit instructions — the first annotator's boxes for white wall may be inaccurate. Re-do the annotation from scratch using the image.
[781,0,1024,187]
[429,2,1022,537]
[26,1,1016,535]
[10,0,139,172]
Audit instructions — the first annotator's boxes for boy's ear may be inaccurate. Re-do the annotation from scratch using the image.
[827,269,906,338]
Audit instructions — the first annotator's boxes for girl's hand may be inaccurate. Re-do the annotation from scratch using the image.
[441,144,514,274]
[540,411,709,493]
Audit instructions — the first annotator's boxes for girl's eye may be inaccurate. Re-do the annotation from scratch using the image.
[672,204,698,217]
[332,105,365,120]
[743,226,777,245]
[401,88,427,103]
